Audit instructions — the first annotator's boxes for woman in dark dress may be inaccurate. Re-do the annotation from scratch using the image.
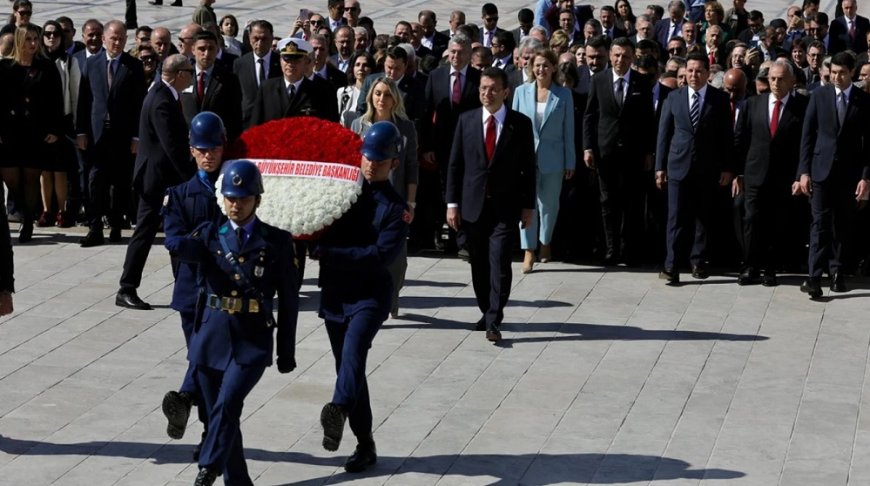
[0,24,64,242]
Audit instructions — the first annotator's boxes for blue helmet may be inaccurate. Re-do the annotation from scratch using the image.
[360,121,402,161]
[220,160,264,197]
[189,111,226,149]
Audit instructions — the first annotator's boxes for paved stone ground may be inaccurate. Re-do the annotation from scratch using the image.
[4,1,870,485]
[2,218,870,486]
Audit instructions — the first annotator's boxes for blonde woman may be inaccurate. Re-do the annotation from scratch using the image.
[350,76,418,317]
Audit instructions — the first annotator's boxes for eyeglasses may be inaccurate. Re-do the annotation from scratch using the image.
[17,10,32,16]
[43,31,61,38]
[334,6,345,12]
[310,20,324,25]
[140,56,157,62]
[668,48,683,53]
[347,7,360,12]
[484,16,499,22]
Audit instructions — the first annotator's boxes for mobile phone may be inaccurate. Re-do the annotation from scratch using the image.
[299,8,310,20]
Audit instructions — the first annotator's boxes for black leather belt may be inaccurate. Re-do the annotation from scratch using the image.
[206,294,260,314]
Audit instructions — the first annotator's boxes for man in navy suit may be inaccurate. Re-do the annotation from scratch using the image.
[654,0,687,51]
[655,52,735,284]
[479,3,508,48]
[419,34,482,251]
[181,31,243,142]
[446,68,535,342]
[829,0,870,54]
[76,19,146,247]
[117,54,196,310]
[797,52,870,298]
[169,160,298,486]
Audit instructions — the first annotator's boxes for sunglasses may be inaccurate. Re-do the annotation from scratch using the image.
[310,20,324,25]
[346,7,360,12]
[17,10,32,16]
[334,6,345,12]
[141,56,157,62]
[43,31,61,38]
[485,16,499,22]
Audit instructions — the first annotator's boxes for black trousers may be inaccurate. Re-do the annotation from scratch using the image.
[85,128,133,232]
[463,200,516,330]
[597,160,643,262]
[808,179,855,279]
[119,192,162,290]
[125,0,137,26]
[743,182,790,273]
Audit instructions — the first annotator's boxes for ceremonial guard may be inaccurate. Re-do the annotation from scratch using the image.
[167,160,299,486]
[313,121,409,473]
[160,112,227,459]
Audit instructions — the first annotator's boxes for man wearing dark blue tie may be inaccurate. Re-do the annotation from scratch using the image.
[655,52,734,284]
[797,52,870,298]
[446,68,535,342]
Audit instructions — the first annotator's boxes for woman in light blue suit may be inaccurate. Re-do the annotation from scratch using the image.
[511,48,575,273]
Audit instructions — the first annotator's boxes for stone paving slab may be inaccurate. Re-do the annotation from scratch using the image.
[1,219,869,486]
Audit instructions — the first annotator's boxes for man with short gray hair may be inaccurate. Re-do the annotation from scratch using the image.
[830,0,870,53]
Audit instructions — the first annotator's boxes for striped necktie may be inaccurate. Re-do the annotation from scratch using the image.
[690,92,700,129]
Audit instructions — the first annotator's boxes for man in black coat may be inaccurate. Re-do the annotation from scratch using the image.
[355,46,425,124]
[117,55,196,309]
[735,60,808,286]
[446,68,535,342]
[233,20,281,130]
[655,53,735,284]
[797,52,870,298]
[829,0,870,54]
[419,34,481,251]
[181,31,243,142]
[418,10,450,60]
[251,38,339,125]
[76,20,146,247]
[310,33,348,89]
[583,37,655,266]
[0,182,12,317]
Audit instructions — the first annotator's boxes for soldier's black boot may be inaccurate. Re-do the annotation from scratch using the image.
[344,438,377,473]
[320,402,347,451]
[162,391,193,439]
[193,467,218,486]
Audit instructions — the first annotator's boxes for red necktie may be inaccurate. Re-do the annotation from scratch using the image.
[849,19,856,41]
[452,71,462,106]
[770,99,781,137]
[730,101,736,127]
[485,114,496,163]
[709,53,716,67]
[197,72,206,105]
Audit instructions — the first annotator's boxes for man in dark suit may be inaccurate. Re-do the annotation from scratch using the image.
[797,52,870,298]
[583,37,655,266]
[829,0,870,54]
[233,20,281,130]
[654,0,687,49]
[355,46,425,125]
[329,25,355,73]
[117,55,196,309]
[181,31,243,142]
[735,60,809,287]
[252,38,339,124]
[511,8,535,46]
[446,68,535,342]
[479,3,507,48]
[76,20,146,247]
[326,0,348,32]
[655,52,735,284]
[418,9,450,59]
[419,34,482,251]
[309,33,348,89]
[600,5,628,39]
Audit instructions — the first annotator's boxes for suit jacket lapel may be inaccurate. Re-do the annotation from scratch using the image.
[490,110,513,166]
[204,71,220,107]
[775,96,795,140]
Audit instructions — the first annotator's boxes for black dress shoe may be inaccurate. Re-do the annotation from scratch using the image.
[109,227,122,242]
[148,0,163,4]
[162,391,192,439]
[659,268,680,285]
[18,222,33,243]
[831,272,847,293]
[762,272,778,287]
[691,264,709,279]
[800,278,823,299]
[170,0,182,5]
[473,317,486,331]
[321,402,347,451]
[116,290,152,310]
[344,441,377,473]
[79,231,105,247]
[193,468,218,486]
[737,268,759,286]
[486,328,502,342]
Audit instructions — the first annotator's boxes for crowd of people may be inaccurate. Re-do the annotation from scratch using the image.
[3,0,870,298]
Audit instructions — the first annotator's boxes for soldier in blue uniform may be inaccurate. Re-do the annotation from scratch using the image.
[168,160,299,486]
[160,112,228,459]
[312,121,410,473]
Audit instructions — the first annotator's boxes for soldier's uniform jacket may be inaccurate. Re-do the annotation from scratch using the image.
[163,173,226,314]
[316,180,409,321]
[172,219,298,370]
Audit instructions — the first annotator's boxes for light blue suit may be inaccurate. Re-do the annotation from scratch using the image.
[511,81,575,249]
